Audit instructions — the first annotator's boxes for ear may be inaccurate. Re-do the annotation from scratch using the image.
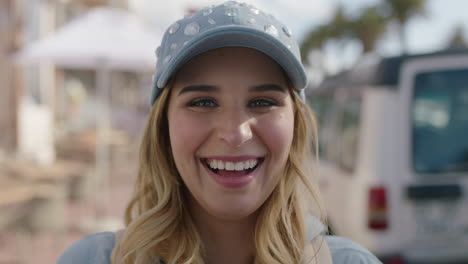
[301,236,333,264]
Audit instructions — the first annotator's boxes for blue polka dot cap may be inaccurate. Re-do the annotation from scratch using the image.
[151,1,308,105]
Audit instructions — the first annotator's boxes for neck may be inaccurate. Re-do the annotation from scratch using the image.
[188,198,257,264]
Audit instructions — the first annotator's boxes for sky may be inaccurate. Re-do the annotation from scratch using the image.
[128,0,468,72]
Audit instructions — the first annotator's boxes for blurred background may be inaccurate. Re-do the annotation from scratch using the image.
[0,0,467,263]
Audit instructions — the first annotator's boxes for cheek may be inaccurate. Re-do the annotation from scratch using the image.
[256,110,295,159]
[168,110,211,160]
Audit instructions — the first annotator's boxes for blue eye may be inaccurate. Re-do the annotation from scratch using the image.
[188,98,217,107]
[249,98,277,108]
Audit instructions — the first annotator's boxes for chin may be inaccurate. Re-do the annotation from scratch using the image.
[204,197,263,221]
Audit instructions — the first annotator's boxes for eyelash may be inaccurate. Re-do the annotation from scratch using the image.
[249,98,277,108]
[187,98,278,108]
[187,98,217,107]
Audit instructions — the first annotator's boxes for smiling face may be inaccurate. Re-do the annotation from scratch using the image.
[167,47,295,221]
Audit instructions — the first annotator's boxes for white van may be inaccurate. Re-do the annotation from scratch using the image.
[309,50,468,264]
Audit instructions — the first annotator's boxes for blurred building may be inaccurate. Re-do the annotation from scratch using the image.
[1,3,148,263]
[0,0,21,152]
[0,0,130,157]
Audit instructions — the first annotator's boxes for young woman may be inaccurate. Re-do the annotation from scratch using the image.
[57,2,381,263]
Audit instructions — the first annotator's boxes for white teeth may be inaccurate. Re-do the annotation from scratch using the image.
[206,159,259,171]
[210,160,218,169]
[234,162,244,171]
[250,159,258,168]
[225,162,234,170]
[217,160,224,170]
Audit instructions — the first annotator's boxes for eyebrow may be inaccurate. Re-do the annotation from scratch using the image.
[249,84,287,93]
[178,85,218,96]
[177,83,287,96]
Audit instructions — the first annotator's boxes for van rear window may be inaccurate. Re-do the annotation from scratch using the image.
[412,69,468,173]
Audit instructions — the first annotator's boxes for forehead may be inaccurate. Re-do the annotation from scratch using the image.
[173,47,288,86]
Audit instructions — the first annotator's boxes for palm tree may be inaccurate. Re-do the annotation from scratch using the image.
[350,7,388,54]
[382,0,427,53]
[300,5,349,64]
[300,25,330,64]
[300,5,388,84]
[446,25,467,50]
[328,5,351,42]
[301,5,388,62]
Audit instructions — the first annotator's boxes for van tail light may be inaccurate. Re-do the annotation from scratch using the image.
[383,255,405,264]
[368,186,388,230]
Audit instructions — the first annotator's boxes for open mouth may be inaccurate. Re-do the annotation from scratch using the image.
[200,158,264,176]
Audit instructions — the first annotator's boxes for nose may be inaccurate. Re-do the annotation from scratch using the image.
[216,110,253,147]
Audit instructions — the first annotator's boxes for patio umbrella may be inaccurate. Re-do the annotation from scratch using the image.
[15,7,159,71]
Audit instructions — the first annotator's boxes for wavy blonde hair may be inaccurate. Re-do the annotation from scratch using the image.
[112,83,324,264]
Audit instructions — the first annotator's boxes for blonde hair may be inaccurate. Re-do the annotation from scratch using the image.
[112,84,324,264]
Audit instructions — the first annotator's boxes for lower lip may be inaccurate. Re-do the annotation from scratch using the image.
[202,162,259,188]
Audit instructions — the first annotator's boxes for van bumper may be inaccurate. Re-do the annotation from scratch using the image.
[379,254,468,264]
